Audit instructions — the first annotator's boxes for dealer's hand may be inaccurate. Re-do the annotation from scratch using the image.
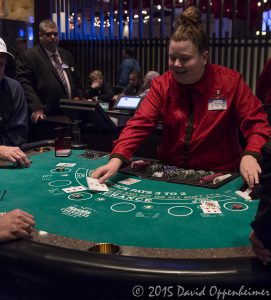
[31,109,46,123]
[0,146,30,167]
[250,231,271,265]
[239,155,261,188]
[0,209,35,242]
[91,158,123,183]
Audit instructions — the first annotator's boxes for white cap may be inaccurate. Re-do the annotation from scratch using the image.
[0,37,14,59]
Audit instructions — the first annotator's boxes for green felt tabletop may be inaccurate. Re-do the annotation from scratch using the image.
[0,150,258,249]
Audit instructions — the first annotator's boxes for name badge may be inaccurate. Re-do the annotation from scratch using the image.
[61,63,69,69]
[208,98,227,111]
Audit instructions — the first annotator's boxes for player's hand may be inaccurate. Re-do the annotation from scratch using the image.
[31,110,46,123]
[250,231,271,265]
[91,80,101,89]
[0,146,30,167]
[0,209,35,242]
[91,158,123,183]
[239,155,261,188]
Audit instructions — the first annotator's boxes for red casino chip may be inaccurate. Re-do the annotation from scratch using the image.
[232,204,243,210]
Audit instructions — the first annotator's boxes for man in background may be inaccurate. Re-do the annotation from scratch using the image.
[16,19,81,125]
[117,47,141,87]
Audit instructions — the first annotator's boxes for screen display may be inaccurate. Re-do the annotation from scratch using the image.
[114,96,142,110]
[262,10,271,32]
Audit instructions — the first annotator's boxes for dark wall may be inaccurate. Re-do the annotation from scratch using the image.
[0,19,27,48]
[33,0,51,43]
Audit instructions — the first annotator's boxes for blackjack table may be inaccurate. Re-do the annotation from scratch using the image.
[0,144,270,299]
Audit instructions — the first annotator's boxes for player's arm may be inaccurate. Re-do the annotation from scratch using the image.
[0,146,30,167]
[250,231,271,265]
[91,158,123,183]
[0,209,35,242]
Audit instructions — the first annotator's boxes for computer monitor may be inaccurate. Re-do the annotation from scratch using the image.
[113,96,142,111]
[59,99,116,131]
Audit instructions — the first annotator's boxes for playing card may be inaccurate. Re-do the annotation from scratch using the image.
[235,188,252,201]
[118,178,141,185]
[200,200,221,214]
[62,186,87,193]
[86,177,109,192]
[56,163,76,167]
[200,204,221,214]
[202,200,220,208]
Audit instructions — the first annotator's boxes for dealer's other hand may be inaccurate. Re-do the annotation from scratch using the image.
[91,158,123,183]
[0,146,30,167]
[239,155,261,188]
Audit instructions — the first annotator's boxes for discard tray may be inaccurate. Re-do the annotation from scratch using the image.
[119,159,240,189]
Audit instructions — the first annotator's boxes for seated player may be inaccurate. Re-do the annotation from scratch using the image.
[113,70,143,102]
[250,139,271,265]
[0,145,30,167]
[0,209,35,242]
[92,6,271,190]
[0,37,28,147]
[82,70,114,102]
[137,70,160,98]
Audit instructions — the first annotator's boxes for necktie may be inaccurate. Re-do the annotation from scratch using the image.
[51,54,69,96]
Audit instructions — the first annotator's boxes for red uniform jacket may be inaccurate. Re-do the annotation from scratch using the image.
[112,64,271,171]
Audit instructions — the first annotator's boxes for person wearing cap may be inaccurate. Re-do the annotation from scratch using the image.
[0,37,29,167]
[16,19,81,125]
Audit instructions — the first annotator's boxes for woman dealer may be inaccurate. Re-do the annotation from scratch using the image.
[92,6,271,264]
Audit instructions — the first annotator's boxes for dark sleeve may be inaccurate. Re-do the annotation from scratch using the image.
[82,88,95,99]
[16,53,45,113]
[65,51,82,98]
[256,59,271,105]
[99,83,114,101]
[5,80,28,146]
[251,139,271,251]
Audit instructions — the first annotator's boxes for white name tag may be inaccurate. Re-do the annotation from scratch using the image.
[62,63,69,69]
[208,98,227,110]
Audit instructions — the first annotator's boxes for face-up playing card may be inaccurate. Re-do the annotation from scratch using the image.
[235,188,252,201]
[86,177,109,192]
[200,200,221,214]
[118,178,141,185]
[56,163,76,167]
[200,205,221,214]
[62,186,87,193]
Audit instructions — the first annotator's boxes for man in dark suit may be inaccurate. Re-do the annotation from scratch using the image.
[16,19,80,124]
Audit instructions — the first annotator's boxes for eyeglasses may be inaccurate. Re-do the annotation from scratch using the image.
[43,31,58,37]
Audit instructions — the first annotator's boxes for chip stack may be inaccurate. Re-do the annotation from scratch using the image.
[146,163,164,176]
[130,160,151,170]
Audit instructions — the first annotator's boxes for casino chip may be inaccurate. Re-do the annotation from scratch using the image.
[131,160,151,170]
[72,193,83,199]
[232,203,243,210]
[56,167,65,172]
